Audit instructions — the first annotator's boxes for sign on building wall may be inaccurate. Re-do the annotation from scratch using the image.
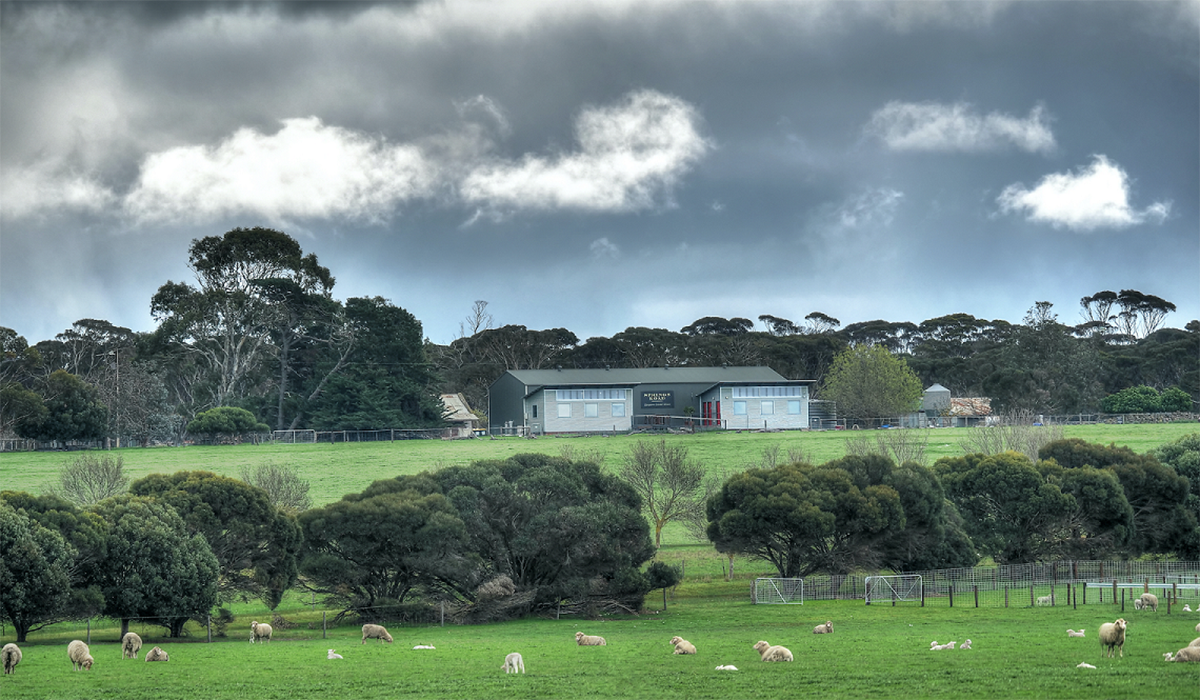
[641,390,674,409]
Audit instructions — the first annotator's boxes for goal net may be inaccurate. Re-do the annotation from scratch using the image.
[272,429,316,444]
[753,578,804,604]
[865,575,923,605]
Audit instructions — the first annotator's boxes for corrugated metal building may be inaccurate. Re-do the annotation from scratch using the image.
[488,366,815,435]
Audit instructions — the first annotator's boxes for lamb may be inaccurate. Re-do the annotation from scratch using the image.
[121,632,142,659]
[1166,646,1200,663]
[1036,595,1052,606]
[67,640,93,670]
[412,645,436,650]
[2,644,20,675]
[813,620,833,634]
[1138,593,1158,612]
[1076,662,1096,669]
[327,649,343,660]
[752,640,793,662]
[144,646,168,662]
[930,641,957,650]
[714,665,738,671]
[575,632,607,646]
[1067,629,1086,638]
[1184,605,1192,612]
[1133,599,1145,611]
[501,652,525,674]
[670,636,697,655]
[250,621,273,644]
[1098,618,1127,658]
[959,639,972,650]
[361,624,393,644]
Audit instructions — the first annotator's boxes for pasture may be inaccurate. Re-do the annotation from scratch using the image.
[2,591,1198,699]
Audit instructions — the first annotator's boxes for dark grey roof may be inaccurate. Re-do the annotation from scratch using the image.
[502,366,811,387]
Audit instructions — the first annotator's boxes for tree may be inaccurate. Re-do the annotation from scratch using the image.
[758,314,800,336]
[1114,289,1176,339]
[298,473,473,618]
[129,471,301,607]
[706,462,905,578]
[185,406,269,438]
[0,504,74,642]
[804,312,840,334]
[819,345,922,423]
[51,454,129,507]
[934,452,1074,564]
[0,381,46,438]
[619,439,706,547]
[644,560,681,610]
[239,462,313,514]
[16,370,108,441]
[90,495,219,637]
[1036,461,1133,559]
[680,316,753,336]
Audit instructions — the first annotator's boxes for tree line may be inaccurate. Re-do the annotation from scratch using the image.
[1,225,1196,443]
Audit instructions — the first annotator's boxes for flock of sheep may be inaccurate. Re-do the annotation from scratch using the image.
[0,633,168,678]
[1087,593,1200,664]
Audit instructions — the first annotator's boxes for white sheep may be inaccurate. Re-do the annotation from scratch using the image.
[1184,605,1192,612]
[670,636,697,655]
[813,620,833,634]
[121,632,142,659]
[752,640,793,662]
[929,641,940,649]
[67,640,93,670]
[327,649,343,660]
[1036,595,1052,606]
[501,652,525,674]
[413,645,436,650]
[361,624,393,644]
[1138,592,1158,612]
[1067,629,1086,638]
[2,644,20,675]
[250,621,273,644]
[575,632,607,646]
[1196,622,1200,634]
[1189,637,1200,648]
[959,639,972,650]
[1167,646,1200,663]
[1133,599,1145,611]
[714,665,738,671]
[144,646,169,662]
[1076,662,1096,669]
[1099,618,1127,658]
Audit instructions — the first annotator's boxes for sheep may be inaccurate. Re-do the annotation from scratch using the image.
[714,665,738,671]
[121,632,142,659]
[1036,595,1052,606]
[144,646,168,662]
[1076,662,1096,669]
[1196,622,1200,634]
[2,644,20,675]
[501,652,525,674]
[752,640,793,662]
[1167,645,1200,663]
[327,649,343,660]
[1098,618,1127,658]
[1133,599,1145,611]
[575,632,607,646]
[412,645,436,650]
[1189,637,1200,648]
[67,640,93,671]
[959,639,972,650]
[361,624,393,644]
[1138,593,1158,612]
[1067,629,1086,638]
[813,620,833,634]
[1184,605,1193,612]
[250,621,273,644]
[670,636,697,655]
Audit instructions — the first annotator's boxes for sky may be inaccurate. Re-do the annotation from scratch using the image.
[2,0,1197,347]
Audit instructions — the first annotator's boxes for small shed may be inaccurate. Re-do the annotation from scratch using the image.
[440,393,479,439]
[948,397,993,427]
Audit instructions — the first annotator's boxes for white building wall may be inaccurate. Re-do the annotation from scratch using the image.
[713,386,809,430]
[528,389,632,434]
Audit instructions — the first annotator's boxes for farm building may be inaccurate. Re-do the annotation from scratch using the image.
[920,384,994,427]
[440,393,480,438]
[487,366,815,435]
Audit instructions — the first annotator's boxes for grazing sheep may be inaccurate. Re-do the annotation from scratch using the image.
[1098,618,1127,658]
[670,636,697,655]
[501,652,525,674]
[361,624,393,644]
[144,646,168,662]
[67,640,93,670]
[1036,595,1052,606]
[1138,593,1158,612]
[1133,599,1145,611]
[2,644,20,675]
[250,621,272,644]
[813,620,833,634]
[1167,646,1200,663]
[575,632,607,646]
[1076,662,1096,669]
[1067,629,1086,638]
[752,640,793,662]
[960,639,972,650]
[714,665,738,671]
[327,649,343,660]
[121,632,142,659]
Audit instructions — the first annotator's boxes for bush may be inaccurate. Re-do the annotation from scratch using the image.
[186,407,269,437]
[50,453,128,506]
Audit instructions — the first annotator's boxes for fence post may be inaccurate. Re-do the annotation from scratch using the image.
[86,618,91,644]
[1030,584,1034,607]
[1113,580,1118,605]
[1083,583,1087,605]
[949,582,954,608]
[974,585,978,608]
[1072,585,1077,610]
[207,615,211,643]
[1004,586,1008,608]
[1121,588,1125,612]
[921,582,925,608]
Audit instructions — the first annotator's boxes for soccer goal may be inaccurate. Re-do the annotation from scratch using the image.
[753,578,804,604]
[864,575,923,605]
[273,429,316,444]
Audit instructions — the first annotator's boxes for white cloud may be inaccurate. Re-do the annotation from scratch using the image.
[867,101,1055,153]
[455,94,511,136]
[996,155,1171,231]
[460,89,710,213]
[123,117,436,224]
[590,237,620,259]
[835,188,905,229]
[1,163,117,220]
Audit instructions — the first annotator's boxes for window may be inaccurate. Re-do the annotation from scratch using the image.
[731,385,808,398]
[556,389,629,401]
[733,401,747,416]
[585,403,598,418]
[612,403,626,417]
[532,404,538,418]
[761,401,774,415]
[557,403,571,418]
[788,400,801,415]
